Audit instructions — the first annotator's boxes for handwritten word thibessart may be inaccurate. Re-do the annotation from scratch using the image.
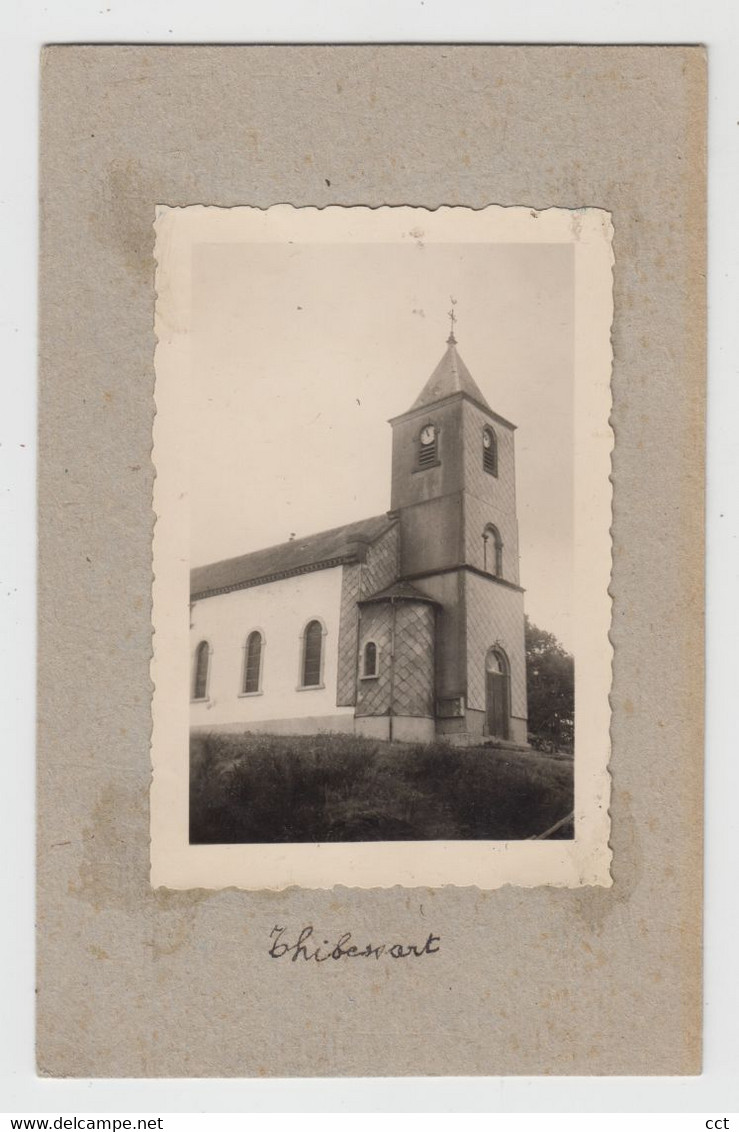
[268,924,441,962]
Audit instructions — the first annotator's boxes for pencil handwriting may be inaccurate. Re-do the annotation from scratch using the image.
[268,924,441,962]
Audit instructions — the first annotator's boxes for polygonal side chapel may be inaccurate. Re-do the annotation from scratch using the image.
[190,327,528,746]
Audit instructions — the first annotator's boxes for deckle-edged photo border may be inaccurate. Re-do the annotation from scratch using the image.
[150,203,613,890]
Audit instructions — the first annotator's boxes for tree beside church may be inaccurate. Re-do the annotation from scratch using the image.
[524,615,575,753]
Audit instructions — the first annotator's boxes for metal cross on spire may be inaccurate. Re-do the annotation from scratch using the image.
[447,297,458,344]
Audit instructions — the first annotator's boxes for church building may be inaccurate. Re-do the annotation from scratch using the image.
[190,327,528,746]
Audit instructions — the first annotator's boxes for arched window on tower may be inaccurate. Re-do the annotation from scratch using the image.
[242,630,264,694]
[483,524,503,577]
[192,640,210,701]
[482,426,498,476]
[300,619,325,688]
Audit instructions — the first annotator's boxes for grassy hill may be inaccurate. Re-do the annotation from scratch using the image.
[190,731,574,844]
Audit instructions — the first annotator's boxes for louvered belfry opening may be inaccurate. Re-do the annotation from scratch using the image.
[483,427,498,476]
[243,630,262,693]
[418,434,437,469]
[302,620,323,687]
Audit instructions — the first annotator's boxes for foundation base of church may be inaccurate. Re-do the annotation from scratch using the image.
[191,712,527,747]
[190,713,356,737]
[354,714,436,744]
[436,711,528,747]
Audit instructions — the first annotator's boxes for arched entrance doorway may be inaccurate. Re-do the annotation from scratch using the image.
[485,647,510,740]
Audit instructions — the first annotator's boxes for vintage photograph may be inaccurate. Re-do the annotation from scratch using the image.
[151,205,613,889]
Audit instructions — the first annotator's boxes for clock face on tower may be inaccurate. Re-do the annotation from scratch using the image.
[420,424,436,445]
[483,429,492,448]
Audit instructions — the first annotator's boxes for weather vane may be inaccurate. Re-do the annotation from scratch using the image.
[448,296,458,342]
[445,296,457,339]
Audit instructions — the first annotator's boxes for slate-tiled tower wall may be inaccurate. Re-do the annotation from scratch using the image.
[336,523,399,707]
[355,601,435,720]
[464,571,527,720]
[354,603,393,717]
[409,572,465,699]
[391,602,436,718]
[461,400,520,582]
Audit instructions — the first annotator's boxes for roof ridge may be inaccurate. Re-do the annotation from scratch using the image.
[190,512,398,598]
[194,512,394,569]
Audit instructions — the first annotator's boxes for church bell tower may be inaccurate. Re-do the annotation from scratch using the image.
[388,320,528,745]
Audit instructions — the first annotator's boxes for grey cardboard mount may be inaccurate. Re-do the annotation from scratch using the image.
[38,46,705,1077]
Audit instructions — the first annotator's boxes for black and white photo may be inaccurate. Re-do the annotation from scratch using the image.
[151,204,613,888]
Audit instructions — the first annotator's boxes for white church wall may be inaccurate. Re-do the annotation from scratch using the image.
[189,565,354,731]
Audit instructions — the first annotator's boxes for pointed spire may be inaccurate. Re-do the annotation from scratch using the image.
[405,313,492,415]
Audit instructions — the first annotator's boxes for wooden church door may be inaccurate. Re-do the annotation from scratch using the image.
[485,649,510,740]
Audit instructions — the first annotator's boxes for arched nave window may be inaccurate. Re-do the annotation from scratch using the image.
[192,640,211,701]
[300,619,326,689]
[242,630,264,695]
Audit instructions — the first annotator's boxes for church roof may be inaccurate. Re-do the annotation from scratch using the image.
[191,513,397,600]
[358,580,440,607]
[406,333,493,415]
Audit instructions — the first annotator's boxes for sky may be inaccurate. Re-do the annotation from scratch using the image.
[189,237,574,650]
